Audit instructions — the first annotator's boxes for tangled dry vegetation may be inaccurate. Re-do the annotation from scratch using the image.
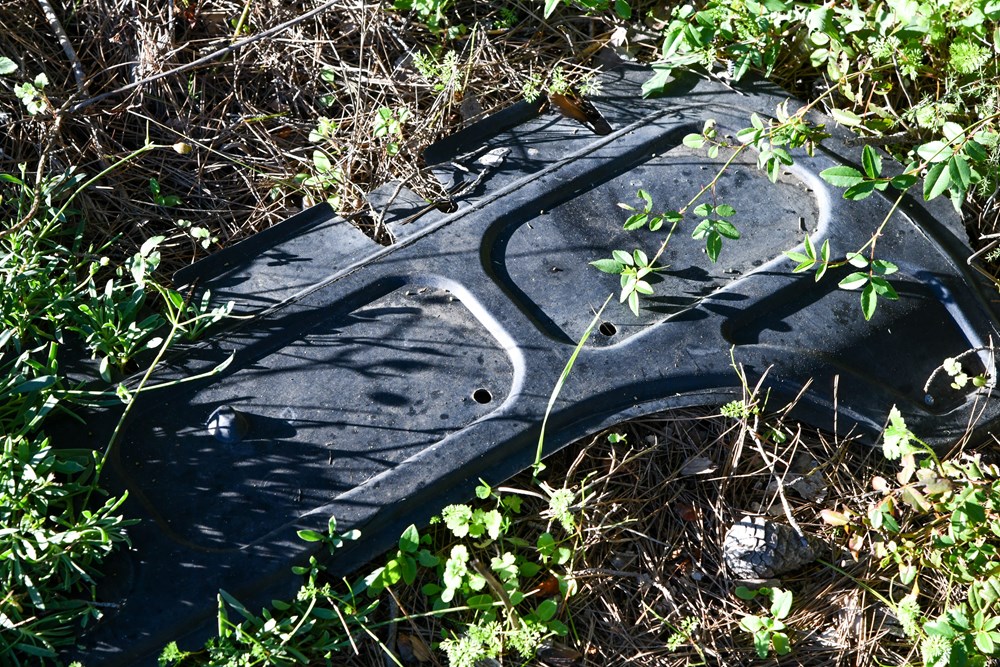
[5,2,1000,665]
[331,403,931,667]
[0,0,625,272]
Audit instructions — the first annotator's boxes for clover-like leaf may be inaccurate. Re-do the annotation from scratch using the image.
[683,133,706,149]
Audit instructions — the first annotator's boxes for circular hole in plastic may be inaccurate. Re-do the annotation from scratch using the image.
[599,321,617,336]
[472,388,493,404]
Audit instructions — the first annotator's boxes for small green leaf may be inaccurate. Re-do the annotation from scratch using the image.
[753,631,770,658]
[705,232,722,262]
[890,174,918,190]
[846,252,868,268]
[870,276,898,299]
[923,162,951,201]
[772,631,791,655]
[641,65,674,98]
[871,259,898,275]
[633,249,649,267]
[735,586,759,600]
[715,204,736,217]
[312,150,332,173]
[862,145,882,179]
[843,181,876,200]
[0,57,17,75]
[839,272,868,290]
[623,213,648,230]
[803,234,816,260]
[820,166,865,188]
[612,249,633,266]
[771,589,793,619]
[627,290,640,316]
[693,203,712,217]
[535,598,559,622]
[964,140,989,162]
[831,108,861,126]
[399,525,419,553]
[949,155,971,189]
[691,220,711,239]
[917,140,951,163]
[590,258,624,274]
[683,133,706,149]
[861,282,877,320]
[297,529,324,542]
[715,220,740,239]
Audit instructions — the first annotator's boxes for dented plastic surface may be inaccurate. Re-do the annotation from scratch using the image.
[70,65,1000,665]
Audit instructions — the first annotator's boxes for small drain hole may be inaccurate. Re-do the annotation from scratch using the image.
[599,321,617,336]
[472,388,493,404]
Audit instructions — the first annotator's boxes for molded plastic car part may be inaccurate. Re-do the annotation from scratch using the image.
[72,65,1000,665]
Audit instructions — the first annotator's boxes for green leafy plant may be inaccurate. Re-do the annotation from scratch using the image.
[542,0,631,20]
[413,50,462,92]
[1,143,234,662]
[13,73,49,115]
[736,586,794,658]
[160,515,376,666]
[300,149,343,208]
[394,0,452,30]
[372,106,411,156]
[162,475,580,667]
[149,178,183,208]
[690,202,739,263]
[176,219,219,250]
[821,406,1000,666]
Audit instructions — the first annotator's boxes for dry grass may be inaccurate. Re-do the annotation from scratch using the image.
[0,0,627,271]
[325,401,935,667]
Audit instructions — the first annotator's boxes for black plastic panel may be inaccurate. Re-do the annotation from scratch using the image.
[66,65,1000,666]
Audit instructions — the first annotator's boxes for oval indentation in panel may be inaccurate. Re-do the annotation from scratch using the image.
[491,143,819,345]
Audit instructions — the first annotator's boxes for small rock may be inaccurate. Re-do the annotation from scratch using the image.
[723,516,817,580]
[680,456,717,476]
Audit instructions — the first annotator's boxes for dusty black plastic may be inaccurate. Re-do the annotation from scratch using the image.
[69,65,1000,665]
